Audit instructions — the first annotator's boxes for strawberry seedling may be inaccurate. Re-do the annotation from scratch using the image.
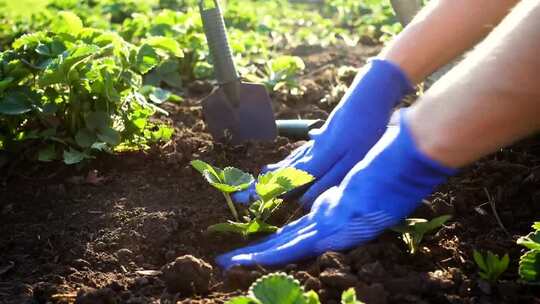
[191,160,314,237]
[517,221,540,282]
[392,215,451,254]
[226,272,364,304]
[191,160,254,221]
[473,250,509,283]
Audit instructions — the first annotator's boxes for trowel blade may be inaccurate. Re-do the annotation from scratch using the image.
[202,82,277,144]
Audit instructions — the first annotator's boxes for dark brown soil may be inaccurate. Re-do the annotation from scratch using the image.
[1,44,540,304]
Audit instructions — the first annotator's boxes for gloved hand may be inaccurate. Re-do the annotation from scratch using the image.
[233,59,413,207]
[217,111,457,268]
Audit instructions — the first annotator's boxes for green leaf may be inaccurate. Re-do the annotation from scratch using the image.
[208,220,277,236]
[249,273,306,304]
[498,253,510,277]
[190,159,222,181]
[341,288,364,304]
[259,198,284,219]
[304,291,321,304]
[270,56,305,76]
[246,220,278,234]
[135,44,159,74]
[0,98,32,115]
[517,231,540,251]
[532,222,540,231]
[256,167,314,201]
[12,32,48,50]
[519,249,540,281]
[226,297,261,304]
[63,148,89,165]
[208,221,250,234]
[86,111,110,132]
[144,36,183,57]
[190,161,254,193]
[474,250,508,282]
[415,215,452,235]
[222,167,255,191]
[144,59,183,89]
[0,77,14,93]
[38,145,56,162]
[473,250,487,272]
[97,127,121,146]
[75,129,97,148]
[392,215,451,254]
[51,11,83,34]
[149,125,174,141]
[148,87,171,104]
[0,90,37,115]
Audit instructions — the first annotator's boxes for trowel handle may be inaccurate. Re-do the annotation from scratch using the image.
[276,119,325,140]
[199,0,239,88]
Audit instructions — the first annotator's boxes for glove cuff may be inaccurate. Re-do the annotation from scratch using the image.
[348,109,458,219]
[368,58,414,104]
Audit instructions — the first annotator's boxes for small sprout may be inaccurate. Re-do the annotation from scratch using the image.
[191,160,254,221]
[341,288,365,304]
[392,215,451,254]
[517,221,540,282]
[247,55,305,93]
[191,160,314,237]
[473,250,509,283]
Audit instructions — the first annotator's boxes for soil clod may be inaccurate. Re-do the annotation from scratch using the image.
[161,255,213,295]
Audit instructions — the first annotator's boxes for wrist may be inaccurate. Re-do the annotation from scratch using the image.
[346,110,457,219]
[368,58,415,101]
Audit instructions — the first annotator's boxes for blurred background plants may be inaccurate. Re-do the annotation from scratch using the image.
[0,0,401,165]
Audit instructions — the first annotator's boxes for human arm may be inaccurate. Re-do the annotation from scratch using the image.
[233,0,519,206]
[219,0,540,268]
[408,0,540,167]
[381,0,519,84]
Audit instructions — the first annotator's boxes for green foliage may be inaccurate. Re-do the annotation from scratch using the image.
[473,250,509,283]
[191,160,314,237]
[191,159,254,221]
[341,288,364,304]
[517,222,540,282]
[0,0,401,167]
[0,18,174,164]
[191,159,255,193]
[226,272,364,304]
[321,0,402,42]
[392,215,451,254]
[248,55,305,93]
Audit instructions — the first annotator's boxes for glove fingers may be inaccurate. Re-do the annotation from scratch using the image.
[216,216,314,268]
[217,222,321,268]
[313,211,396,253]
[263,141,313,173]
[299,152,358,208]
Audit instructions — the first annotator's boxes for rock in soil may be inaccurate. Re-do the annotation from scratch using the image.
[75,287,117,304]
[161,255,213,295]
[355,282,388,304]
[319,268,358,289]
[317,251,350,272]
[294,271,322,291]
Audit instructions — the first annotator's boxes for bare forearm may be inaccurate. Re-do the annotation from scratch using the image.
[407,0,540,168]
[380,0,518,84]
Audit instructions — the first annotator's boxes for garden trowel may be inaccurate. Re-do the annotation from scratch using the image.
[199,0,277,144]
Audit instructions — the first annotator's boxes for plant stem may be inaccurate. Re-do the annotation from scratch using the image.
[223,193,239,221]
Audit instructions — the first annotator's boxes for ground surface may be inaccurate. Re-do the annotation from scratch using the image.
[1,45,540,304]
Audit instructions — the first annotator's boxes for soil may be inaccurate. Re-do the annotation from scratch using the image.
[1,44,540,304]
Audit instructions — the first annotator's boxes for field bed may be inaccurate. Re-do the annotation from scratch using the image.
[1,45,540,304]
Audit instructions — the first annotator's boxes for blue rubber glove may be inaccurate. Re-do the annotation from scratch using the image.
[233,59,413,207]
[217,111,457,268]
